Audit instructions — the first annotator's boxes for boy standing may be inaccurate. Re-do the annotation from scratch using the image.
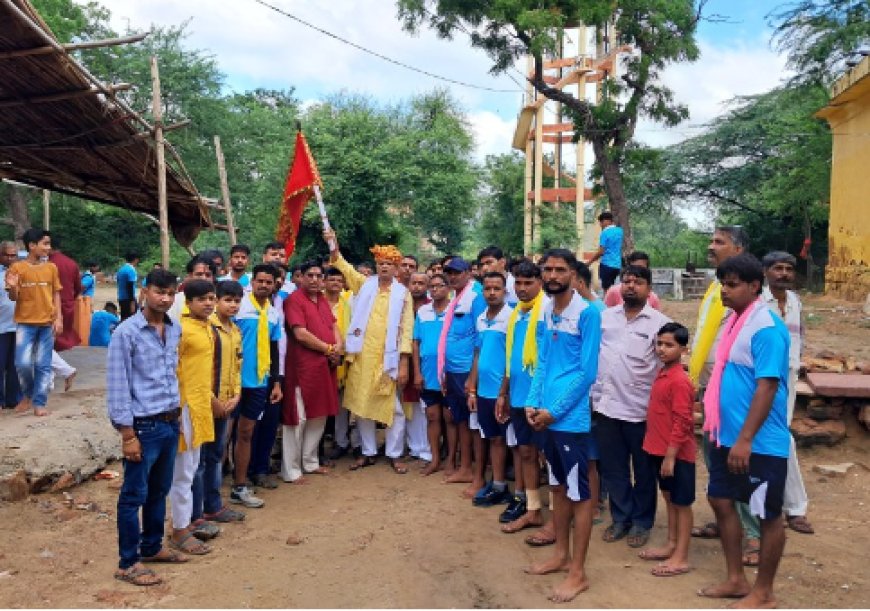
[108,269,186,586]
[639,322,696,577]
[467,272,512,506]
[168,280,217,555]
[195,280,245,524]
[5,228,62,416]
[116,252,140,320]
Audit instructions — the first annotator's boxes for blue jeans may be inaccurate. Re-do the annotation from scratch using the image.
[249,395,280,478]
[15,324,53,407]
[594,413,657,531]
[117,418,179,569]
[192,416,228,519]
[0,331,21,407]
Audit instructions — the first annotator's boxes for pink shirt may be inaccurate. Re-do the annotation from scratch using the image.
[604,284,661,310]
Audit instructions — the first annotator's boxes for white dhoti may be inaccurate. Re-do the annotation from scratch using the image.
[281,387,327,482]
[169,406,200,530]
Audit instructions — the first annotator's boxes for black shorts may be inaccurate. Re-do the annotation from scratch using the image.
[647,453,696,507]
[119,298,137,320]
[443,371,470,424]
[542,430,591,502]
[235,386,269,421]
[420,389,444,408]
[599,264,620,290]
[707,445,787,520]
[476,397,507,439]
[510,407,542,447]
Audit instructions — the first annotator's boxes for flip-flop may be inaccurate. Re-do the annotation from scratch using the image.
[204,506,245,523]
[525,530,556,547]
[786,515,815,534]
[501,518,543,534]
[114,565,162,587]
[696,585,750,599]
[349,456,376,471]
[304,466,331,475]
[651,564,691,577]
[638,548,673,561]
[389,459,409,474]
[691,522,720,538]
[140,548,189,564]
[742,545,760,567]
[191,519,221,541]
[168,531,212,556]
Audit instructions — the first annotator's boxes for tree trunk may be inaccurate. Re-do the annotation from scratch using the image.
[3,186,32,243]
[592,141,634,254]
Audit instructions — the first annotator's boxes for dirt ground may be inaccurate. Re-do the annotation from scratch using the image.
[0,292,868,609]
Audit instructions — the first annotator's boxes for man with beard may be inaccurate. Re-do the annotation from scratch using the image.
[762,252,812,536]
[403,270,433,465]
[697,254,790,608]
[592,265,671,549]
[523,249,601,603]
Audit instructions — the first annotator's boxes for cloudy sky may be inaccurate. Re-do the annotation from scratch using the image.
[101,0,789,160]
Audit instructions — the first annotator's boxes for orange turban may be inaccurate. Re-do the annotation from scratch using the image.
[370,244,402,264]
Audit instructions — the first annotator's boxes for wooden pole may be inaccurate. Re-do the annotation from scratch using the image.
[213,135,237,244]
[42,189,50,229]
[523,56,534,256]
[150,56,170,268]
[575,25,588,258]
[533,104,544,252]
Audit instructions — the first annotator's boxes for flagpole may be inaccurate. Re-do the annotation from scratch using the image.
[313,184,335,252]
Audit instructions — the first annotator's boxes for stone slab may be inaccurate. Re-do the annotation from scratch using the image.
[805,372,870,398]
[0,347,120,496]
[796,380,815,397]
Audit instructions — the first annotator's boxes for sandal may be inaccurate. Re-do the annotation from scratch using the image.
[786,515,815,534]
[140,548,189,564]
[742,543,760,567]
[525,528,556,547]
[349,456,376,471]
[191,519,221,541]
[389,458,408,474]
[691,522,720,538]
[115,565,162,587]
[168,531,212,556]
[602,523,630,543]
[204,506,245,523]
[627,526,651,548]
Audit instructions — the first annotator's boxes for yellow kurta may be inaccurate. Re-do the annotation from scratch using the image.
[330,291,352,387]
[210,313,242,401]
[334,254,413,425]
[178,315,215,451]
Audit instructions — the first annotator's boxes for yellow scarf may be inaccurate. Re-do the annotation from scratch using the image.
[505,291,544,377]
[248,293,271,383]
[688,280,725,385]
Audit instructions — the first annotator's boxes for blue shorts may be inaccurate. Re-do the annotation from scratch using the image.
[476,397,507,439]
[235,386,269,421]
[587,420,600,461]
[542,430,591,502]
[707,445,786,519]
[510,407,542,447]
[647,453,696,507]
[443,371,470,424]
[420,389,444,408]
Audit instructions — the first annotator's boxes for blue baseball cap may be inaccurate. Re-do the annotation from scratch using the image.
[444,257,471,272]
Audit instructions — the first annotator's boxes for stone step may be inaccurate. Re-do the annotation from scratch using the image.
[806,372,870,398]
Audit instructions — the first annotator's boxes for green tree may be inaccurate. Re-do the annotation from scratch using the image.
[472,153,525,256]
[397,0,704,252]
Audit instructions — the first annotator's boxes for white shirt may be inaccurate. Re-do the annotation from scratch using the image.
[762,286,802,371]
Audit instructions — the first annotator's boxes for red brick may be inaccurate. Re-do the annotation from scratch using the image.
[805,373,870,398]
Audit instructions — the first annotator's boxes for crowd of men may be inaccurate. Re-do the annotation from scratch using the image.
[0,215,814,607]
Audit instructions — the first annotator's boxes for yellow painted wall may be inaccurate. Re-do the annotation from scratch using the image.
[817,57,870,301]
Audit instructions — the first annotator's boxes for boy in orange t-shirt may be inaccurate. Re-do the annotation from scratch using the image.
[5,228,62,416]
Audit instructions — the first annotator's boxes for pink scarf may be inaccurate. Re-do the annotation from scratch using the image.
[436,282,472,383]
[703,297,762,446]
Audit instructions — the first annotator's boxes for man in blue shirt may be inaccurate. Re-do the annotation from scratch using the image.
[524,248,601,604]
[89,302,120,347]
[231,264,283,508]
[585,211,624,290]
[440,257,487,485]
[412,273,450,476]
[467,272,512,506]
[699,254,790,608]
[0,241,20,409]
[107,268,183,585]
[116,252,140,320]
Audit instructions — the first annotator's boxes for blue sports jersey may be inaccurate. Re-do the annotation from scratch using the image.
[89,310,119,347]
[475,304,512,399]
[444,287,487,373]
[583,297,606,313]
[414,303,446,391]
[116,263,137,301]
[81,271,96,298]
[599,225,624,268]
[508,300,549,408]
[526,293,601,433]
[234,296,283,388]
[718,304,791,457]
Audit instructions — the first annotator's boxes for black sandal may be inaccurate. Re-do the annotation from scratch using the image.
[349,456,376,471]
[602,523,631,543]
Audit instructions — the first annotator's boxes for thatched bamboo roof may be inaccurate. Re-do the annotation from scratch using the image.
[0,0,212,246]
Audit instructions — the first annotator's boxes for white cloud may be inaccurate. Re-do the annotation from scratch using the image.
[468,110,516,162]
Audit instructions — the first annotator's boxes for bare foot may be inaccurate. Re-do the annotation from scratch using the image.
[442,470,473,484]
[524,555,570,575]
[33,407,49,417]
[13,399,30,415]
[549,571,589,603]
[501,512,543,534]
[420,461,442,476]
[697,580,752,599]
[64,371,77,392]
[728,591,777,609]
[638,545,675,561]
[289,477,308,485]
[650,562,691,577]
[461,483,479,499]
